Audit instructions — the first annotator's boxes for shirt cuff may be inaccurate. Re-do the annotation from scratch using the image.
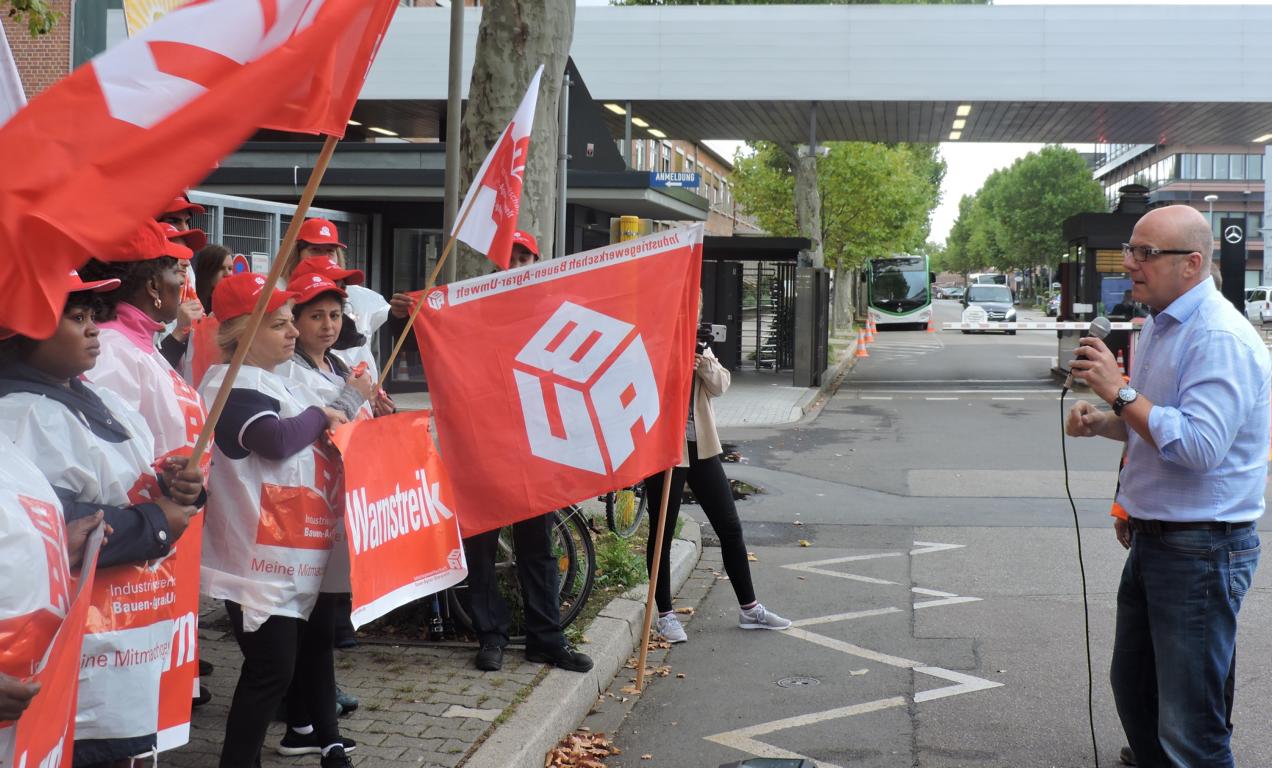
[1147,404,1183,453]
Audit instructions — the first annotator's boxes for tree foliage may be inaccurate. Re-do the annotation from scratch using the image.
[6,0,58,36]
[945,145,1105,274]
[730,141,944,270]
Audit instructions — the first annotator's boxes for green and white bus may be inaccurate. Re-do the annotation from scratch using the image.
[865,254,933,329]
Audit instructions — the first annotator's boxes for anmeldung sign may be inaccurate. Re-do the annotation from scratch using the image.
[649,171,700,189]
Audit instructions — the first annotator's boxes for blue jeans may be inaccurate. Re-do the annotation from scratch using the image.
[1110,525,1260,768]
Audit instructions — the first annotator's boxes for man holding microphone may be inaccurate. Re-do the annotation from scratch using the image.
[1067,204,1269,767]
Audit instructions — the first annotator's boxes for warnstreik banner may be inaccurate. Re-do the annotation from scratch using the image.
[329,412,467,628]
[411,225,704,536]
[7,527,103,768]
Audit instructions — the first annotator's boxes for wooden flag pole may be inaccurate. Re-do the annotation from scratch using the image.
[635,466,676,692]
[375,197,477,391]
[188,134,340,468]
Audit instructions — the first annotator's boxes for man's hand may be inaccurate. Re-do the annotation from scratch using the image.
[66,510,110,568]
[389,292,415,320]
[1114,518,1132,550]
[156,497,197,543]
[1066,399,1109,438]
[1070,337,1122,402]
[0,674,39,720]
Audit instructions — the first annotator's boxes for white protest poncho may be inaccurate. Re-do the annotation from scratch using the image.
[0,385,172,749]
[333,284,390,381]
[199,364,338,632]
[0,437,71,763]
[86,326,208,751]
[274,357,365,594]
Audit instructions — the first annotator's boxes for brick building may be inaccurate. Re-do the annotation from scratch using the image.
[2,0,72,100]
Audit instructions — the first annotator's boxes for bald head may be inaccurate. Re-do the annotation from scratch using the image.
[1139,205,1214,259]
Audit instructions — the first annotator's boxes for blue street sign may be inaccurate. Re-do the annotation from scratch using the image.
[649,171,701,189]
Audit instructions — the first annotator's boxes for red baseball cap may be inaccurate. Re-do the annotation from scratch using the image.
[159,222,205,255]
[66,269,121,294]
[511,230,539,257]
[288,273,348,306]
[291,256,365,286]
[297,218,346,248]
[163,194,206,216]
[212,273,299,322]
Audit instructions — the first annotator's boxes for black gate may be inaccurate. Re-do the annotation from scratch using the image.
[741,261,795,370]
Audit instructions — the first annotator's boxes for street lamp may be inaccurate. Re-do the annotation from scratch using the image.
[1204,193,1219,222]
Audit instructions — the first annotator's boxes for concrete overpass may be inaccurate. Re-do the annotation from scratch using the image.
[360,3,1272,146]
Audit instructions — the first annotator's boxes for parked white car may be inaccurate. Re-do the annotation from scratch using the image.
[1246,286,1272,324]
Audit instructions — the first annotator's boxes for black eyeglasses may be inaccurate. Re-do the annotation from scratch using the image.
[1122,243,1197,262]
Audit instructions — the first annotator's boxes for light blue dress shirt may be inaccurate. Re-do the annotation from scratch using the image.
[1119,278,1271,523]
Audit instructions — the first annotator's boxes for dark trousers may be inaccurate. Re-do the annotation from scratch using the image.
[644,447,756,614]
[462,514,563,651]
[219,596,340,768]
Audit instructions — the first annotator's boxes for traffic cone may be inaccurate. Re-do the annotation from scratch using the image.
[864,317,876,343]
[926,316,936,333]
[1116,350,1126,376]
[855,328,870,357]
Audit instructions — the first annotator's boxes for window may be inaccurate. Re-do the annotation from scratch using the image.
[661,144,671,173]
[1181,153,1196,179]
[1214,153,1229,180]
[1249,212,1264,238]
[632,141,644,170]
[1229,154,1245,180]
[1196,154,1213,179]
[1248,154,1263,181]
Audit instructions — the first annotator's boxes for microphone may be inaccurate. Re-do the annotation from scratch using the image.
[1063,316,1112,392]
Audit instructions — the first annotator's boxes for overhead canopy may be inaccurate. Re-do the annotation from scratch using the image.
[361,4,1272,145]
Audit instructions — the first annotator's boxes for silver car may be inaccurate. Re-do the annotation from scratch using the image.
[963,284,1017,335]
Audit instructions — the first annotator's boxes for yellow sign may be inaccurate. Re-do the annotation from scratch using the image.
[1095,249,1125,273]
[124,0,191,37]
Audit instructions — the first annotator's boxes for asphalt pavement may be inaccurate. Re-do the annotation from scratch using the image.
[594,299,1272,768]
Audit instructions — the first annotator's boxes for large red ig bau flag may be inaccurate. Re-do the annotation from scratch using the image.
[412,225,704,536]
[0,0,398,338]
[452,65,544,270]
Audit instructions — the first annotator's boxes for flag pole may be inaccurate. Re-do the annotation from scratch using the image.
[374,197,476,391]
[635,465,676,692]
[189,134,340,468]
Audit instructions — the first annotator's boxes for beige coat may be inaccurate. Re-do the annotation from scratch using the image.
[681,347,730,465]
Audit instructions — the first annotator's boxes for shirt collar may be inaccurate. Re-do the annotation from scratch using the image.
[100,302,165,352]
[1157,278,1214,325]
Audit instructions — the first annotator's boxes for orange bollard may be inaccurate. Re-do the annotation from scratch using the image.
[855,328,870,357]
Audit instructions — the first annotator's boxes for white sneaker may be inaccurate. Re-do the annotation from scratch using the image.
[739,603,791,631]
[655,613,688,643]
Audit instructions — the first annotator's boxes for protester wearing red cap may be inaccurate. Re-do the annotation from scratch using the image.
[157,193,206,232]
[0,274,203,767]
[200,273,354,768]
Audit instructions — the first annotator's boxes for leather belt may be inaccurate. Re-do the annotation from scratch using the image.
[1127,517,1256,535]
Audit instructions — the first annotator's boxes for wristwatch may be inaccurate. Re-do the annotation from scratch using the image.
[1112,386,1138,416]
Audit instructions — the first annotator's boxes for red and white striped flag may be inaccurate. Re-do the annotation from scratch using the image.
[453,65,544,270]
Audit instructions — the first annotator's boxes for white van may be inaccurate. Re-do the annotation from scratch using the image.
[1245,286,1272,323]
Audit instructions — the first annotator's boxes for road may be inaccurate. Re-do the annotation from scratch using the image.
[585,298,1272,768]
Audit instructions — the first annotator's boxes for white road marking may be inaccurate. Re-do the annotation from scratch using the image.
[925,397,959,401]
[790,607,902,628]
[858,395,893,400]
[912,587,982,610]
[1016,355,1055,359]
[705,697,907,768]
[910,542,965,556]
[914,667,1004,702]
[991,396,1025,401]
[784,627,922,668]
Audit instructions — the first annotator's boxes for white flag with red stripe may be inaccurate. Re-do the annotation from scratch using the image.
[453,65,543,271]
[0,24,24,127]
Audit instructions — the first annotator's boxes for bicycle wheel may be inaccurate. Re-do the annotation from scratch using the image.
[551,507,596,630]
[605,484,647,538]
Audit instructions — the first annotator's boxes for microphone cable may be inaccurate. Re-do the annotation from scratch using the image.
[1059,384,1101,768]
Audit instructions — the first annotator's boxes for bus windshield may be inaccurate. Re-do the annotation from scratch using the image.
[871,257,928,311]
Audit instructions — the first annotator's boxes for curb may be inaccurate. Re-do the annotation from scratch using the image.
[793,336,859,418]
[462,518,703,768]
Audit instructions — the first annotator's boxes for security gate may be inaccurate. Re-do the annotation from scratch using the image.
[186,191,369,272]
[740,261,795,370]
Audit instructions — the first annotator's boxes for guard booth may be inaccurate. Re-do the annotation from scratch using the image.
[1057,184,1148,375]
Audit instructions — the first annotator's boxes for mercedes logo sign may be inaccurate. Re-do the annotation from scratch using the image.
[1224,225,1244,244]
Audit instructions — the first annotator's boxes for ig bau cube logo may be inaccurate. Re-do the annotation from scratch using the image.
[514,302,659,475]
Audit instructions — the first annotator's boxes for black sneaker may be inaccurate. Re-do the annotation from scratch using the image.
[475,642,503,671]
[335,686,359,715]
[277,731,357,757]
[198,658,214,676]
[1119,746,1136,766]
[319,745,354,768]
[525,644,593,673]
[191,683,212,707]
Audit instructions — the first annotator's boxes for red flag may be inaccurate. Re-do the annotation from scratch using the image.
[0,0,398,339]
[330,411,467,627]
[453,65,544,270]
[412,226,704,536]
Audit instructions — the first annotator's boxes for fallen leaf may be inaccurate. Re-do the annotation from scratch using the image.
[641,755,653,760]
[675,672,686,679]
[793,520,803,526]
[675,606,695,616]
[619,684,640,695]
[747,552,758,562]
[798,540,811,547]
[849,668,868,676]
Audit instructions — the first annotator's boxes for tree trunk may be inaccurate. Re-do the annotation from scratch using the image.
[454,0,575,280]
[833,265,853,332]
[779,142,823,269]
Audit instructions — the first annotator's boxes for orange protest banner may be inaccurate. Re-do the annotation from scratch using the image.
[329,412,467,628]
[11,526,103,768]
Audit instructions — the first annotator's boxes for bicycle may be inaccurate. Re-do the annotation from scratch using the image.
[602,483,647,538]
[447,505,597,641]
